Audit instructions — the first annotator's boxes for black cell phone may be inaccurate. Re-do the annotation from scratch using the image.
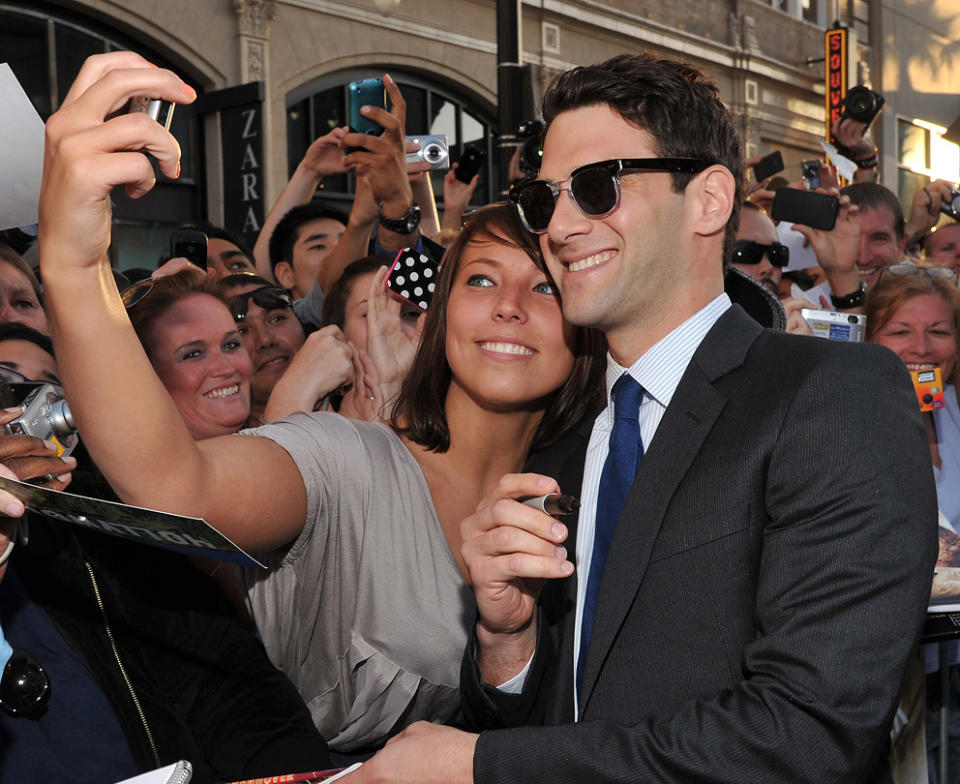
[170,229,208,270]
[752,150,784,183]
[347,77,386,153]
[386,247,438,312]
[771,188,839,231]
[455,143,485,184]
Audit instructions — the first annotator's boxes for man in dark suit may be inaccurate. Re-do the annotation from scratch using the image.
[348,54,937,784]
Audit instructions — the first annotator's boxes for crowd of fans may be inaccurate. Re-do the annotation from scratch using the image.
[0,47,956,784]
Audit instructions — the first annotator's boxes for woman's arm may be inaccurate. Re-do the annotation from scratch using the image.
[38,52,307,553]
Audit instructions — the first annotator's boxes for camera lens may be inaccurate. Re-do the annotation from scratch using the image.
[48,399,75,438]
[424,144,442,163]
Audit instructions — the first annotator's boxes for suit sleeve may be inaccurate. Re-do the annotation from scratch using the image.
[471,342,939,784]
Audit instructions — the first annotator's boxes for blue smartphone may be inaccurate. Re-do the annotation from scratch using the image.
[347,77,386,153]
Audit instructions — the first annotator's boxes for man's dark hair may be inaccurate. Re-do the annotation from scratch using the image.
[840,182,905,241]
[268,204,350,273]
[321,254,395,330]
[0,322,54,358]
[391,202,606,454]
[542,53,744,260]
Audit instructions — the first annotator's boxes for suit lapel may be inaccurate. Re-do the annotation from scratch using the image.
[578,306,762,712]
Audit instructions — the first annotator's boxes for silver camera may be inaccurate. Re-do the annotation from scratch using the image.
[4,383,78,458]
[127,96,175,131]
[405,134,449,170]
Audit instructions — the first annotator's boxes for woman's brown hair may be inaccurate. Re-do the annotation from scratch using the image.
[865,272,960,342]
[123,271,230,358]
[391,202,606,453]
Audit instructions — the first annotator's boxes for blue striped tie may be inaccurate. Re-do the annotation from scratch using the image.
[577,373,645,696]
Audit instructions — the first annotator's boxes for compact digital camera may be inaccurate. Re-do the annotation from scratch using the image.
[405,135,449,170]
[3,382,78,458]
[516,119,544,176]
[941,186,960,222]
[800,309,866,343]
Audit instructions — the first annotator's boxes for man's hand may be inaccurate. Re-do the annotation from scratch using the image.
[461,473,573,685]
[342,74,412,217]
[905,180,955,240]
[300,126,350,178]
[263,326,356,421]
[39,52,195,272]
[340,722,477,784]
[441,164,479,231]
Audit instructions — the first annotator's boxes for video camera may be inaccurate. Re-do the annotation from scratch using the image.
[516,119,544,176]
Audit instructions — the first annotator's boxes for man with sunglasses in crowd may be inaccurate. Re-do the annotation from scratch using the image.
[344,53,938,784]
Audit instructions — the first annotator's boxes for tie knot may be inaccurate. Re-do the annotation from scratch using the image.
[611,373,644,421]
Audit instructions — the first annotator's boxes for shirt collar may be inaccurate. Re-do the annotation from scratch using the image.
[604,293,731,410]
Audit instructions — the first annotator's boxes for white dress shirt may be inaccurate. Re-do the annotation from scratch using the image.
[498,294,732,708]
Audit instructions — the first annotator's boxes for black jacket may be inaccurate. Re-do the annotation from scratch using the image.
[11,513,331,783]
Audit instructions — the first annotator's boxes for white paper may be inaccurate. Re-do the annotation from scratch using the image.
[113,761,191,784]
[819,140,857,182]
[0,63,45,231]
[776,220,821,272]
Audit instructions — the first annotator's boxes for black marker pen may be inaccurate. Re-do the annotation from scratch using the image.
[521,493,580,516]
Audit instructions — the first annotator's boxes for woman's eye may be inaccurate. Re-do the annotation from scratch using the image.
[533,280,557,295]
[466,274,494,287]
[223,340,243,352]
[181,349,203,360]
[15,299,38,310]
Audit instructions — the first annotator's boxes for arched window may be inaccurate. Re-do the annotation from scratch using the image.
[286,69,496,214]
[0,3,204,271]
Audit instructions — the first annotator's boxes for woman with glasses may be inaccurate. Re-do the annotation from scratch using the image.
[34,52,606,753]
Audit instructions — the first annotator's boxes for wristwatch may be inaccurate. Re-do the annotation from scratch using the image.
[378,201,421,234]
[830,280,867,309]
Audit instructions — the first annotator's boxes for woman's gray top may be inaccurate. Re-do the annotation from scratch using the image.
[240,412,473,751]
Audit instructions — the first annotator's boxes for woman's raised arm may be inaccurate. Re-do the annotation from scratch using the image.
[38,52,306,553]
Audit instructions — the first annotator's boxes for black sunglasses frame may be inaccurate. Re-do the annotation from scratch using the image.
[512,157,716,234]
[228,287,294,321]
[730,240,790,269]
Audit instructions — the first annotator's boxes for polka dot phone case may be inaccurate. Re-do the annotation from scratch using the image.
[385,247,439,311]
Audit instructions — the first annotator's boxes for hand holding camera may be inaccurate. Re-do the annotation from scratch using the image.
[342,73,415,227]
[39,52,195,279]
[300,125,351,178]
[905,180,959,240]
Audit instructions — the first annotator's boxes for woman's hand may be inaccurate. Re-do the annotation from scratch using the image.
[39,52,195,275]
[365,266,423,409]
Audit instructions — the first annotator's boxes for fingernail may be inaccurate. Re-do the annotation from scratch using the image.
[361,105,371,114]
[537,476,552,488]
[3,500,23,517]
[182,83,197,101]
[60,456,77,466]
[176,161,181,178]
[3,407,21,414]
[556,546,567,560]
[43,440,57,452]
[55,474,71,483]
[552,523,566,540]
[560,561,574,575]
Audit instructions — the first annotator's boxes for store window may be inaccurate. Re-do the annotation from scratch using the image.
[897,117,960,210]
[286,70,496,214]
[0,3,204,271]
[766,0,827,26]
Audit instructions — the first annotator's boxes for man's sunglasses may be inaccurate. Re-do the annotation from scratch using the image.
[511,157,715,234]
[730,240,789,268]
[228,287,293,321]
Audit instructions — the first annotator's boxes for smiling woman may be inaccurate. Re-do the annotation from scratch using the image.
[123,272,252,440]
[866,272,960,526]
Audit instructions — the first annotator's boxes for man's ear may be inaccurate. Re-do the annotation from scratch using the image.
[274,261,296,291]
[690,165,736,239]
